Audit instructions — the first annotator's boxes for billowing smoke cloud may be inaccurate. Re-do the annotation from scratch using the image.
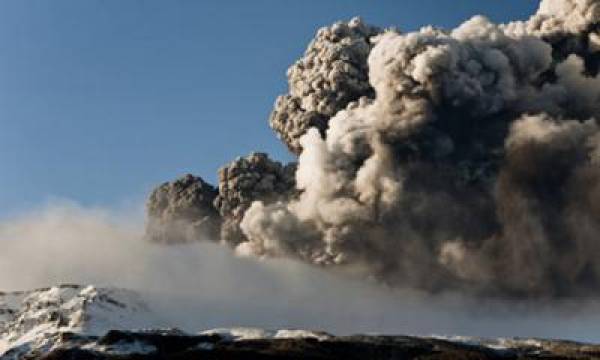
[146,174,220,243]
[269,18,381,154]
[213,152,297,246]
[147,0,600,299]
[2,202,600,342]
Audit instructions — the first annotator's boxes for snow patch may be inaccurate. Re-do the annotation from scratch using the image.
[90,340,157,356]
[199,327,331,342]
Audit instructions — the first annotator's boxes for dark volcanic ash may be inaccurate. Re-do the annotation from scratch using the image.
[213,152,297,246]
[269,17,382,154]
[146,0,600,298]
[146,174,220,243]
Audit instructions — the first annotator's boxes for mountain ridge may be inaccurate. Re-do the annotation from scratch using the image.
[1,285,599,359]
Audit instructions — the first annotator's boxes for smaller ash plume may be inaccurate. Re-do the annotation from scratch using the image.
[146,153,295,245]
[146,0,600,299]
[214,152,296,246]
[146,174,220,243]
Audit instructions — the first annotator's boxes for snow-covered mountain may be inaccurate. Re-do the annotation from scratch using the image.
[0,284,154,359]
[1,284,599,359]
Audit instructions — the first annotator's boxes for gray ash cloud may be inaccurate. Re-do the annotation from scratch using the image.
[269,18,382,154]
[213,152,297,246]
[145,174,220,243]
[146,0,600,298]
[145,153,296,245]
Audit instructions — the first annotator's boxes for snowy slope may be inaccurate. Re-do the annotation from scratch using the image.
[0,284,155,359]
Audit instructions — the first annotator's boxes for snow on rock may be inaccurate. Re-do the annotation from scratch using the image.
[430,334,558,353]
[199,327,332,341]
[87,340,158,356]
[273,329,332,341]
[199,327,275,341]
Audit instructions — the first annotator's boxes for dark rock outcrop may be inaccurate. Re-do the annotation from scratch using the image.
[37,330,600,360]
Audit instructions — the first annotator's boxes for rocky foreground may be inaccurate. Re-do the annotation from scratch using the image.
[35,330,600,360]
[1,285,599,359]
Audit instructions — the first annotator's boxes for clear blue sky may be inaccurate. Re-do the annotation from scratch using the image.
[0,1,539,217]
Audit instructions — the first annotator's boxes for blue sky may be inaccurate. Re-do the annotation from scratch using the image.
[0,0,539,217]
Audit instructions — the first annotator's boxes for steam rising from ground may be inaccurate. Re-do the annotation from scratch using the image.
[1,202,600,342]
[148,0,600,298]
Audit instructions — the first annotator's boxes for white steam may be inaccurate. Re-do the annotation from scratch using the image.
[1,201,600,342]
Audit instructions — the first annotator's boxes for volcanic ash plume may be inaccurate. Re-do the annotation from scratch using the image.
[146,153,296,245]
[148,0,600,298]
[269,18,382,154]
[214,152,297,246]
[146,174,220,243]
